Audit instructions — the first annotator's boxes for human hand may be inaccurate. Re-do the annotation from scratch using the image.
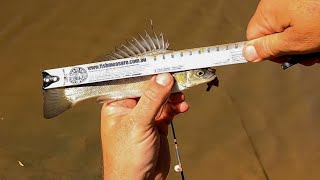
[243,0,320,65]
[101,73,189,180]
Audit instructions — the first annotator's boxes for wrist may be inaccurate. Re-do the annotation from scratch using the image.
[104,166,147,180]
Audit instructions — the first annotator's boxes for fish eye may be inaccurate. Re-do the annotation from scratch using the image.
[196,70,205,76]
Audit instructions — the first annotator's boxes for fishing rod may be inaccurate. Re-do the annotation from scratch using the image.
[170,122,185,180]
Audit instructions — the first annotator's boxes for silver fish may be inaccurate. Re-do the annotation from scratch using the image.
[43,30,218,119]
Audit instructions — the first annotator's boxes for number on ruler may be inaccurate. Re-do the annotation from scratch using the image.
[189,51,192,56]
[162,55,165,59]
[226,45,229,50]
[216,46,220,51]
[207,48,211,53]
[235,44,238,49]
[171,54,174,58]
[198,50,201,54]
[180,52,183,57]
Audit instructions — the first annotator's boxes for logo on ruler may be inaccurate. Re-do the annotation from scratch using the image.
[69,67,88,84]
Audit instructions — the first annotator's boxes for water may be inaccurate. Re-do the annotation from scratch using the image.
[1,0,320,179]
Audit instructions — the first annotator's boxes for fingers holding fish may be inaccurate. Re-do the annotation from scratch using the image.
[154,101,189,136]
[131,73,174,126]
[162,92,188,121]
[168,92,189,116]
[165,92,188,120]
[173,101,189,114]
[100,100,135,124]
[103,98,138,109]
[168,92,185,103]
[155,101,189,124]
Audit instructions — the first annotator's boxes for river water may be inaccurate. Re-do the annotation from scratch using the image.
[1,0,320,179]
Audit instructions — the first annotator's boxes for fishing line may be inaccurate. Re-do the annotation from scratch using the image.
[170,122,185,180]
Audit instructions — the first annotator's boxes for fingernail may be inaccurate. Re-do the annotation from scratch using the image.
[243,45,259,62]
[156,73,171,86]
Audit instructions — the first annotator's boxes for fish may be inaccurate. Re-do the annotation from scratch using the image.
[43,29,219,119]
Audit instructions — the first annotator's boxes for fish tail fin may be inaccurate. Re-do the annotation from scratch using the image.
[43,89,72,119]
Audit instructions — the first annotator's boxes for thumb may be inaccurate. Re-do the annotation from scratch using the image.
[243,31,293,62]
[131,73,174,125]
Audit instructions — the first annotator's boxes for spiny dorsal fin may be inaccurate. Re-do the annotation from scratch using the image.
[93,27,169,62]
[115,47,130,58]
[126,40,141,54]
[144,30,156,50]
[138,33,151,51]
[121,44,136,56]
[159,33,165,49]
[132,36,146,53]
[153,30,161,49]
[112,51,124,59]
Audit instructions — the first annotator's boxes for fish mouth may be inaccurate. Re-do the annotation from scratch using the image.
[205,67,217,79]
[208,67,216,73]
[206,68,219,92]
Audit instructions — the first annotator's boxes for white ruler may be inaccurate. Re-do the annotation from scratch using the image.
[42,41,248,89]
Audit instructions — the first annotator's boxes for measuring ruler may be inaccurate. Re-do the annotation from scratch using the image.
[43,40,302,90]
[43,41,249,89]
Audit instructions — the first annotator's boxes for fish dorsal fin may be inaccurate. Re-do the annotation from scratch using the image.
[93,28,170,62]
[144,30,157,50]
[138,33,151,51]
[153,30,161,49]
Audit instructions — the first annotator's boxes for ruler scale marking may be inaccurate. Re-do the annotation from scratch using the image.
[43,41,247,89]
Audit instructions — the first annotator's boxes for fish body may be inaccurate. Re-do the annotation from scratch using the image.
[43,30,218,119]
